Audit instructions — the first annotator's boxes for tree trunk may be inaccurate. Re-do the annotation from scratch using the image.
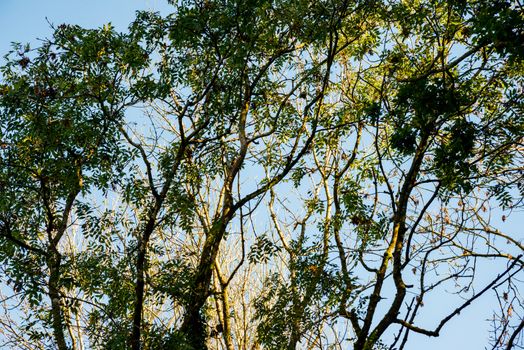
[180,218,229,349]
[48,253,68,350]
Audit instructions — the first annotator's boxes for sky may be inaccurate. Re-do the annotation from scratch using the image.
[0,1,521,350]
[0,0,169,54]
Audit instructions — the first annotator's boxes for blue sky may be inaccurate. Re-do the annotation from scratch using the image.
[0,0,169,54]
[0,1,521,349]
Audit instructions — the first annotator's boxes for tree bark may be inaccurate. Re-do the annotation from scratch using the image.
[180,218,229,350]
[48,253,68,350]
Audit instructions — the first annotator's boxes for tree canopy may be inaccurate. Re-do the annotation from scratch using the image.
[0,1,523,349]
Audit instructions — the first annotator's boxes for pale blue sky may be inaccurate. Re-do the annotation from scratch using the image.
[0,0,169,54]
[0,1,521,349]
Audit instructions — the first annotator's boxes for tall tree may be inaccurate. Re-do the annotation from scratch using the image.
[0,23,149,348]
[0,0,522,349]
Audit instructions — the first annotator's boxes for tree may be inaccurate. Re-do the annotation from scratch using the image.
[0,0,523,349]
[0,23,148,349]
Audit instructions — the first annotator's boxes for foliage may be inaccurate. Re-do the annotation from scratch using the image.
[0,1,523,350]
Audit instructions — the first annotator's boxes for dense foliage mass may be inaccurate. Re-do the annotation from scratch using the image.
[0,1,523,349]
